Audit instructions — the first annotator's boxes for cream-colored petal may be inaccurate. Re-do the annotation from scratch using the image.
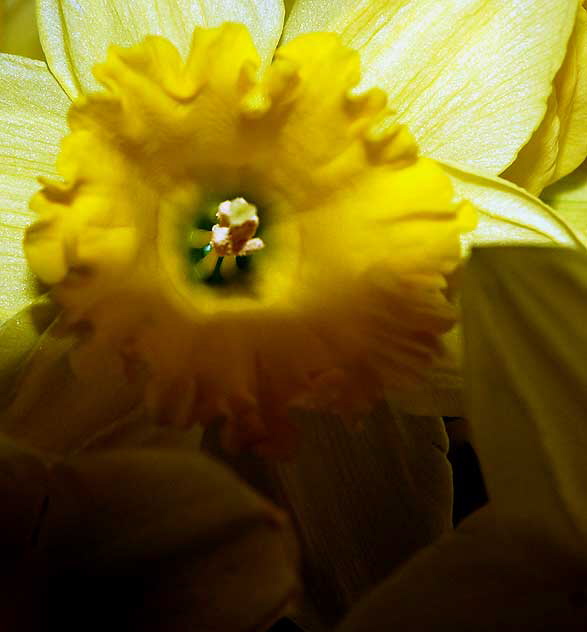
[463,247,587,553]
[209,404,453,626]
[38,0,285,98]
[542,160,587,238]
[441,162,586,251]
[283,0,577,176]
[0,54,69,325]
[503,5,587,194]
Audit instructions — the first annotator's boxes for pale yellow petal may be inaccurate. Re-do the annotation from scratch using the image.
[463,247,587,555]
[0,54,69,325]
[210,404,453,625]
[283,0,577,176]
[441,162,586,250]
[542,160,587,238]
[0,0,44,60]
[504,5,587,194]
[548,3,587,184]
[38,0,285,98]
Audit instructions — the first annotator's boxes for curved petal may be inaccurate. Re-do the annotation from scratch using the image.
[542,160,587,237]
[0,438,299,631]
[503,5,587,194]
[0,54,69,325]
[38,0,285,98]
[441,162,586,251]
[283,0,577,176]
[47,449,298,631]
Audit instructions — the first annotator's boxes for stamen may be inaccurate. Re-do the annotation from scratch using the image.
[210,197,265,256]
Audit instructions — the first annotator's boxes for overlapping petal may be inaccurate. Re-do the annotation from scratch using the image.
[504,3,587,194]
[37,0,285,98]
[0,54,69,325]
[444,163,585,250]
[542,160,587,238]
[283,0,578,176]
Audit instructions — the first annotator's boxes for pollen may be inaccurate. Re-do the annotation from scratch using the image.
[210,198,265,256]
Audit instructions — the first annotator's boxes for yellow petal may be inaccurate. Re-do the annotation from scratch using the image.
[338,507,587,631]
[283,0,577,176]
[463,246,587,553]
[542,160,587,238]
[38,0,285,98]
[441,162,585,250]
[503,4,587,194]
[0,438,299,631]
[0,0,44,60]
[0,54,69,325]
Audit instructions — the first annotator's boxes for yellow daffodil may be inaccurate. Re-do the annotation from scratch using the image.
[0,0,44,59]
[1,0,584,456]
[1,2,586,627]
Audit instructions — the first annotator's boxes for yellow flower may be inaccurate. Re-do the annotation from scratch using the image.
[0,0,584,454]
[0,0,44,59]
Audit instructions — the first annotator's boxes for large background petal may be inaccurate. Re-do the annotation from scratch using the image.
[0,54,69,324]
[463,247,587,554]
[283,0,577,176]
[38,0,285,98]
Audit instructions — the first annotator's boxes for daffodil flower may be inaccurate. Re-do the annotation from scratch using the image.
[1,1,586,626]
[1,0,584,454]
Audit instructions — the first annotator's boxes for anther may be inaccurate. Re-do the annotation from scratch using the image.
[210,197,265,256]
